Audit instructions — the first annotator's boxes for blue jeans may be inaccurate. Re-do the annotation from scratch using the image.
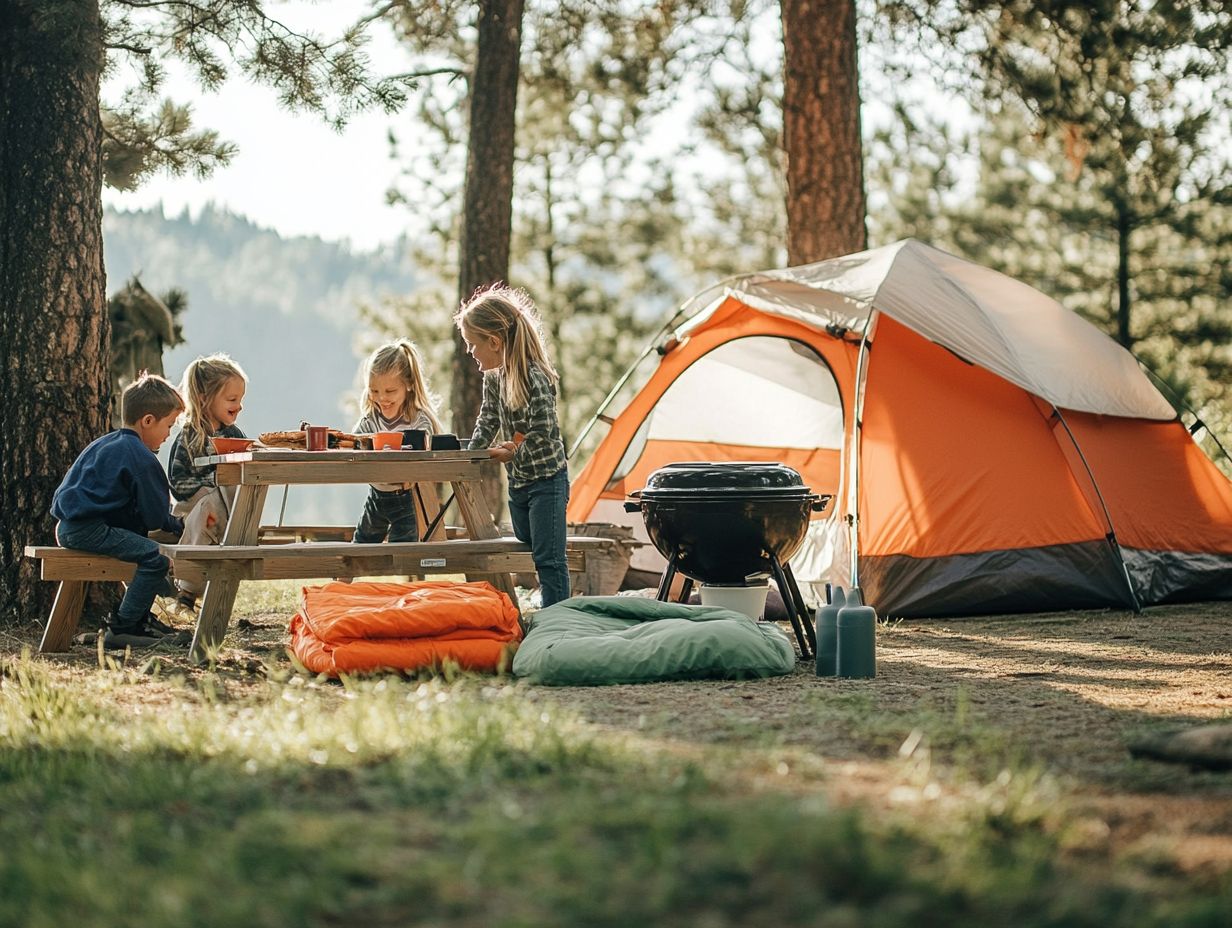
[509,468,570,607]
[56,518,176,624]
[354,488,419,543]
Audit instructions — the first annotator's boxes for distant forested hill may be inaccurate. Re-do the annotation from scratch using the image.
[103,205,417,524]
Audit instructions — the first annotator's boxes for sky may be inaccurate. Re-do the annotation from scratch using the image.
[102,2,422,252]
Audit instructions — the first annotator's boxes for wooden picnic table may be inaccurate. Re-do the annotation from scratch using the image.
[189,446,513,660]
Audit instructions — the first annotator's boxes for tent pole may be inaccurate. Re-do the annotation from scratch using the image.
[566,285,736,461]
[567,340,660,461]
[1134,358,1232,469]
[1050,407,1142,613]
[846,309,877,589]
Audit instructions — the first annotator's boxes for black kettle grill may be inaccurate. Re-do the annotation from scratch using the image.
[625,462,832,657]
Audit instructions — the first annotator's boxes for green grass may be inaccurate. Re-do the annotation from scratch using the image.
[2,653,1230,928]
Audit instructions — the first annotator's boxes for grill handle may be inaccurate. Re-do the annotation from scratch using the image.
[623,490,643,513]
[811,494,834,513]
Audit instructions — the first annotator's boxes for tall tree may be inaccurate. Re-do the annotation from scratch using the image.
[781,0,867,263]
[1,1,110,625]
[452,0,525,437]
[0,0,407,624]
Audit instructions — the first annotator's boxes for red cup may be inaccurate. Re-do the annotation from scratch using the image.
[305,425,329,451]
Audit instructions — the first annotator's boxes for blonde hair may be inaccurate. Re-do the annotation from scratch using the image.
[360,339,443,432]
[454,283,558,410]
[121,372,184,426]
[179,353,248,457]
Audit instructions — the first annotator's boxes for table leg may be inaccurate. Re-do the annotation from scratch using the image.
[451,479,519,605]
[190,484,269,662]
[414,483,448,542]
[39,580,86,652]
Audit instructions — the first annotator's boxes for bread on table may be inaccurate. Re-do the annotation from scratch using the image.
[257,429,369,449]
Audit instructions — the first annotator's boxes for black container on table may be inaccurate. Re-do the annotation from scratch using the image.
[430,433,461,451]
[624,462,830,585]
[402,428,428,450]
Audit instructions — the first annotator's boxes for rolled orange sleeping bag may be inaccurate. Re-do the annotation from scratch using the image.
[289,579,521,676]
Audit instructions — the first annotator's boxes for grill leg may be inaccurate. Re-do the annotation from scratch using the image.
[655,556,678,602]
[781,562,816,654]
[770,555,813,660]
[677,576,694,604]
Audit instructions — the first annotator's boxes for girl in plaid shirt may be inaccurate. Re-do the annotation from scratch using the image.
[455,284,571,607]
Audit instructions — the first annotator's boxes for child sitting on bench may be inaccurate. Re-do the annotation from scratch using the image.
[166,353,249,614]
[51,373,188,649]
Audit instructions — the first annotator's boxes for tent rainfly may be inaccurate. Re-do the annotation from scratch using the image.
[566,239,1232,617]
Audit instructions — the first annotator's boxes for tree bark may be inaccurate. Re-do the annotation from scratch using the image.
[453,0,524,521]
[781,0,867,265]
[1116,201,1132,348]
[0,0,110,625]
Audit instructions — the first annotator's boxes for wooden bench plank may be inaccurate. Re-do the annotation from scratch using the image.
[256,524,468,544]
[25,545,177,581]
[257,525,355,543]
[172,550,585,582]
[167,538,600,582]
[27,536,611,568]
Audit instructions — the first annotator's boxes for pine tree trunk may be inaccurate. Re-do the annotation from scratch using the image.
[0,1,110,627]
[781,0,867,265]
[1116,203,1132,348]
[453,0,524,519]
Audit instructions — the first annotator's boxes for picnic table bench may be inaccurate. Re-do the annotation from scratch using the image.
[26,535,612,654]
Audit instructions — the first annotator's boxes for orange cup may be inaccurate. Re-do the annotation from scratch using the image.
[372,431,403,450]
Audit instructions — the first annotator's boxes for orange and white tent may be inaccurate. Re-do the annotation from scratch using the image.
[567,239,1232,617]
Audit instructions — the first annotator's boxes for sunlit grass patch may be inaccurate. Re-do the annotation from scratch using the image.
[232,578,305,616]
[802,686,1031,779]
[2,651,1230,927]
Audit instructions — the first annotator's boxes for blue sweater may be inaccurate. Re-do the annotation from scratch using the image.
[51,429,183,535]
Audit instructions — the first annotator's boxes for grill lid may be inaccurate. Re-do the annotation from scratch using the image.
[639,462,811,498]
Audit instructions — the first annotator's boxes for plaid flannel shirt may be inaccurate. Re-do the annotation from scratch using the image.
[468,366,567,488]
[167,423,247,502]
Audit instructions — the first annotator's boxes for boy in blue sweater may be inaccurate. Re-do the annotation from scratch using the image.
[52,373,189,649]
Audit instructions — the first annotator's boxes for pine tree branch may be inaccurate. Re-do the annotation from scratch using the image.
[354,1,407,30]
[387,66,469,81]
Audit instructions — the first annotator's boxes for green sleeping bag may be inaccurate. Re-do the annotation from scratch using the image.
[512,595,796,686]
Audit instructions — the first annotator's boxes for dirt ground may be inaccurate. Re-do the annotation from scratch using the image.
[5,597,1231,877]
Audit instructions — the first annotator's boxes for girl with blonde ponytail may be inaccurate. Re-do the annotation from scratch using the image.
[165,353,249,613]
[455,284,570,606]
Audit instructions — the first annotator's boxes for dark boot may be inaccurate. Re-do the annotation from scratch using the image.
[102,613,164,650]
